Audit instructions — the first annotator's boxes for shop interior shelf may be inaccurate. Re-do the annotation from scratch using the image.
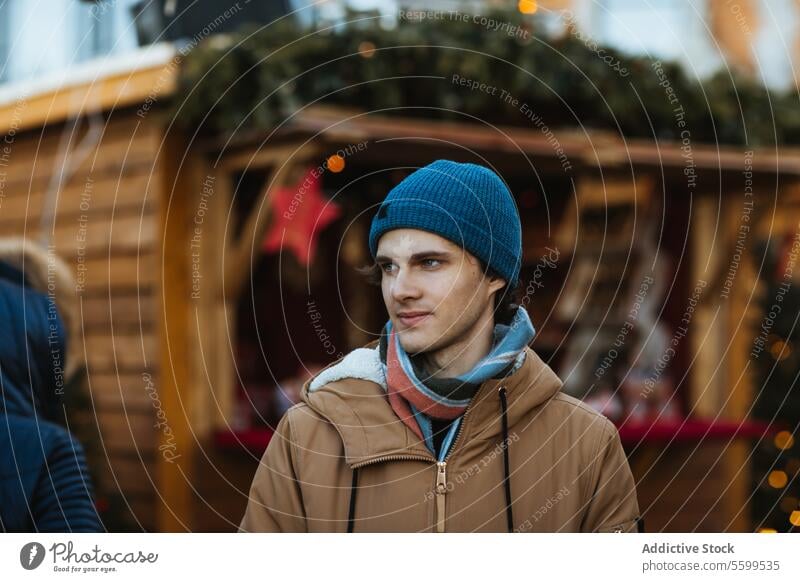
[617,417,777,446]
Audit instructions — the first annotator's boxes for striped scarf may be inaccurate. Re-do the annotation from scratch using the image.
[378,306,536,440]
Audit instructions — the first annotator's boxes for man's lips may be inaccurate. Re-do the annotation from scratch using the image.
[396,312,431,327]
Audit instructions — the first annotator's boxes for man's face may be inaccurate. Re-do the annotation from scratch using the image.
[375,228,506,355]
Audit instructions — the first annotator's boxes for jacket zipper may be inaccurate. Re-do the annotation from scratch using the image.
[348,384,504,533]
[435,461,447,533]
[431,383,505,533]
[432,411,468,533]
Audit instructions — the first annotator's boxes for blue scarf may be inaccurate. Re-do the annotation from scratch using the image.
[378,306,536,455]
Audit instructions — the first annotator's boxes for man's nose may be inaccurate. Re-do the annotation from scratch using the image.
[390,268,422,302]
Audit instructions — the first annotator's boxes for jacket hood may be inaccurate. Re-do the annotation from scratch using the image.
[300,340,564,466]
[0,259,68,420]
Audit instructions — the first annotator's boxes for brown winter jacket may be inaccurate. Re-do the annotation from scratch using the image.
[239,340,642,532]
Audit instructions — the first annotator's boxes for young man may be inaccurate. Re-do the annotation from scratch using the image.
[240,159,641,532]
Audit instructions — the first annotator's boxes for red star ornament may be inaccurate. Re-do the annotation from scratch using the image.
[262,167,341,266]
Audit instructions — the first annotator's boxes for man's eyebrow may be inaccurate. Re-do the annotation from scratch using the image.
[375,250,453,263]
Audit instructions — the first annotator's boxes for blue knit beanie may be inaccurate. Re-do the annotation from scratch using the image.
[368,160,522,287]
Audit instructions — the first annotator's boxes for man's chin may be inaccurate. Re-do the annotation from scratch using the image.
[397,330,441,356]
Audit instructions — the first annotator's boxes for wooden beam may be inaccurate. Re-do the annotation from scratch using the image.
[721,189,760,532]
[156,128,199,532]
[267,104,800,175]
[192,164,233,434]
[218,141,322,173]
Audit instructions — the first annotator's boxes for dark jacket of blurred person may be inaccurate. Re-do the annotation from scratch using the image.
[0,239,102,532]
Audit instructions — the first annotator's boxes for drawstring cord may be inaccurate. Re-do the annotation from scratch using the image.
[346,387,515,533]
[498,386,514,532]
[347,468,359,533]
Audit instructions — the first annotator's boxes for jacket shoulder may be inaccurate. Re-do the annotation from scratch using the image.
[547,392,618,436]
[283,401,320,420]
[2,415,75,454]
[279,403,344,454]
[281,402,328,433]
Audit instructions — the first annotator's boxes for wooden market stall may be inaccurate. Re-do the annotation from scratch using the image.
[200,105,798,532]
[2,46,798,532]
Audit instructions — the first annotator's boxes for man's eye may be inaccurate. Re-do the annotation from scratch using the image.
[422,259,441,268]
[380,263,395,274]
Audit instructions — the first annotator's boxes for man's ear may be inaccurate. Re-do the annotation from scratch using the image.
[488,274,507,295]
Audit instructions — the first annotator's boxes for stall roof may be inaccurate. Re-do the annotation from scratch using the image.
[235,104,800,176]
[0,42,178,135]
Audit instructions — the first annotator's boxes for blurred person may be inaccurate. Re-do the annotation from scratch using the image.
[240,160,641,532]
[0,239,102,532]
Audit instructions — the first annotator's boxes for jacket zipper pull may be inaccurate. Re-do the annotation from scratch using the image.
[435,461,447,533]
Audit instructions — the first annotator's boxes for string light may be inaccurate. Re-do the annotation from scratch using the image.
[518,0,538,14]
[768,470,788,488]
[770,339,791,361]
[327,155,345,173]
[790,511,800,527]
[774,430,795,450]
[358,41,376,58]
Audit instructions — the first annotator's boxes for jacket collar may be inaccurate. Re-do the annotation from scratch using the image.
[300,340,563,467]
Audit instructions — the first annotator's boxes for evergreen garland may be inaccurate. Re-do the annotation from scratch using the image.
[171,8,800,146]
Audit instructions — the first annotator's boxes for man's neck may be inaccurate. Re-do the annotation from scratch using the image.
[418,311,496,379]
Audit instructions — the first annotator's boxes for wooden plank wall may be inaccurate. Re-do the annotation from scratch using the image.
[0,112,162,531]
